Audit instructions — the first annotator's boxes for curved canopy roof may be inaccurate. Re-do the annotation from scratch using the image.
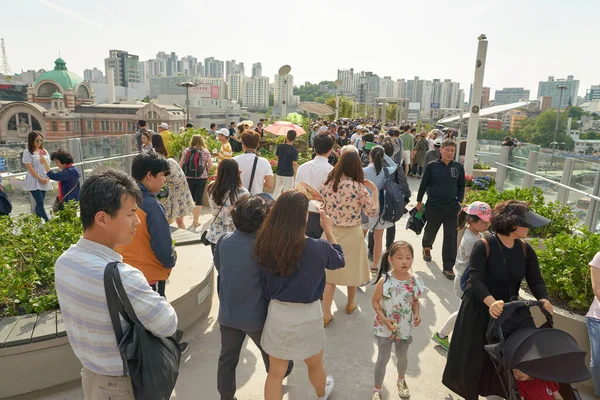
[438,101,530,123]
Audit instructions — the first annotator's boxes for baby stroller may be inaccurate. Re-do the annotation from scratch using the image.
[484,300,591,400]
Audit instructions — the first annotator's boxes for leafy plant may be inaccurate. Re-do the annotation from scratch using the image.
[473,162,491,170]
[466,175,496,190]
[464,187,577,238]
[0,202,82,316]
[532,228,600,311]
[167,128,213,160]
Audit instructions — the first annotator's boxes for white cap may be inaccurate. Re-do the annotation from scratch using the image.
[356,125,363,130]
[159,122,169,130]
[434,139,442,146]
[218,128,230,137]
[318,126,328,133]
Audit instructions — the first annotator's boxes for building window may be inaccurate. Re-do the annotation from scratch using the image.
[31,117,42,131]
[7,115,17,130]
[86,120,93,131]
[114,121,123,132]
[52,121,58,132]
[65,121,70,131]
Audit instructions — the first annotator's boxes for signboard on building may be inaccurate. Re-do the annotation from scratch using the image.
[430,103,440,109]
[190,84,220,99]
[0,157,6,172]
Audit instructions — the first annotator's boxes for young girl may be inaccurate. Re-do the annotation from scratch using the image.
[371,241,424,400]
[431,201,492,351]
[141,130,153,153]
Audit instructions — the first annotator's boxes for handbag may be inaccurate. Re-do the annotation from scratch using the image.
[0,190,12,216]
[200,204,224,246]
[104,262,181,400]
[52,183,79,213]
[406,205,427,235]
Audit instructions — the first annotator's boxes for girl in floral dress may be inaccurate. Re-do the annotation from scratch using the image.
[371,241,424,400]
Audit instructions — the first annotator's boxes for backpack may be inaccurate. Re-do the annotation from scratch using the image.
[460,236,527,292]
[378,167,405,224]
[182,148,205,179]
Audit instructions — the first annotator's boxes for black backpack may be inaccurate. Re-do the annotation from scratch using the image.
[182,148,205,179]
[378,168,405,224]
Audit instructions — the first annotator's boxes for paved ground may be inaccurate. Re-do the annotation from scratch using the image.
[16,179,596,400]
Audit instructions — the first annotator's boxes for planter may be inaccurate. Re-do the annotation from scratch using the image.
[520,290,593,389]
[472,167,497,180]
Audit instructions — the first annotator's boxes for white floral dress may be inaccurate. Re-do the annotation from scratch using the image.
[372,273,424,341]
[206,187,250,244]
[163,158,195,220]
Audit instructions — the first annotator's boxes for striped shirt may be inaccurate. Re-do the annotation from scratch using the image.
[22,150,53,191]
[55,238,178,376]
[218,141,233,163]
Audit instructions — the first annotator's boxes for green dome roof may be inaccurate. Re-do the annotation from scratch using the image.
[35,58,84,92]
[51,91,64,99]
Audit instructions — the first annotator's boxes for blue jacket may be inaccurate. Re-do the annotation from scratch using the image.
[47,166,81,203]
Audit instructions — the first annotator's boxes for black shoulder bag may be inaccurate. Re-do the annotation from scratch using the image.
[247,154,259,193]
[104,262,181,400]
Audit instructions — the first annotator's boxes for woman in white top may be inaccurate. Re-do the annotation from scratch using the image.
[22,131,53,221]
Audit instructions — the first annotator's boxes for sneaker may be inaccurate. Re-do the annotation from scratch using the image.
[397,379,410,398]
[320,376,335,400]
[443,270,456,281]
[431,332,450,351]
[371,391,382,400]
[179,342,189,355]
[422,248,432,262]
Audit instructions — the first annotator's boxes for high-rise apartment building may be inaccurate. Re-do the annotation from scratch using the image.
[244,76,269,110]
[226,60,245,80]
[379,76,394,98]
[494,87,531,105]
[537,76,579,109]
[251,63,262,78]
[586,85,600,101]
[481,87,491,107]
[83,67,106,84]
[197,77,227,100]
[337,68,355,94]
[355,72,379,105]
[394,79,406,99]
[181,55,201,77]
[405,76,426,104]
[539,96,553,112]
[104,50,141,87]
[204,57,224,78]
[227,74,245,104]
[274,73,294,105]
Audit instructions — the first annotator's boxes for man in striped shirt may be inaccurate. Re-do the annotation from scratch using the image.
[217,128,233,163]
[54,169,178,399]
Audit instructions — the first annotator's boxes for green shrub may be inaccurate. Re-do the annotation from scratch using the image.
[464,187,577,238]
[0,202,82,316]
[532,228,600,311]
[167,128,215,160]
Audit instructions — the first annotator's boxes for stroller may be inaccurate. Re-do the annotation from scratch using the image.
[484,300,591,400]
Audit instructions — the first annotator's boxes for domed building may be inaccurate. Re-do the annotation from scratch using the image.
[0,58,186,143]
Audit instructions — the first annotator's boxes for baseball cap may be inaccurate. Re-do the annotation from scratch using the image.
[463,201,492,222]
[218,128,230,137]
[159,122,169,129]
[434,139,442,146]
[522,210,551,229]
[356,125,363,130]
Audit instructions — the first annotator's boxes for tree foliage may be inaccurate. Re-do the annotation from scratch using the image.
[567,106,587,120]
[324,96,354,119]
[479,129,507,141]
[293,81,336,103]
[516,110,574,150]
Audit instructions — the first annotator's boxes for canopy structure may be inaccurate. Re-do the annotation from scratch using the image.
[298,102,335,116]
[438,101,531,124]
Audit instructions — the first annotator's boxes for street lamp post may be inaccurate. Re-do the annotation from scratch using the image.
[177,81,198,125]
[278,65,291,119]
[553,85,568,156]
[334,79,343,120]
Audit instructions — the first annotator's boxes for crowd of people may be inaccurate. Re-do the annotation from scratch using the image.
[2,115,600,400]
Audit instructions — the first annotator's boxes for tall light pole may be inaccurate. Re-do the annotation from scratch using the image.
[553,85,568,155]
[177,81,198,125]
[334,79,343,120]
[278,65,291,119]
[464,34,488,175]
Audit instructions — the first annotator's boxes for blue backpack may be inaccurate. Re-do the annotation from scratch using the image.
[378,168,405,224]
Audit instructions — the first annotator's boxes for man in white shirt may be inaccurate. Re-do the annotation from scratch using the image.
[233,131,274,195]
[350,125,363,146]
[54,170,178,399]
[295,133,334,238]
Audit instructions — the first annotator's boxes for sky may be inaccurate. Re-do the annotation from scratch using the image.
[2,0,599,100]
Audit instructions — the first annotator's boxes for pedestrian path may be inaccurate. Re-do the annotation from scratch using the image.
[15,179,596,399]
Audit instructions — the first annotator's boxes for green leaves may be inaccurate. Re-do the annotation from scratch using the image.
[0,202,82,317]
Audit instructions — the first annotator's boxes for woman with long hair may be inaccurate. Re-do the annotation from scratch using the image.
[320,150,379,327]
[363,145,397,273]
[22,131,53,221]
[152,135,194,229]
[180,134,213,229]
[206,158,249,253]
[256,190,345,400]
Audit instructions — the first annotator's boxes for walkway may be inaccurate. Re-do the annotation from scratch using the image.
[15,179,596,400]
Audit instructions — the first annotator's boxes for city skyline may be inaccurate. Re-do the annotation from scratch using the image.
[3,0,599,100]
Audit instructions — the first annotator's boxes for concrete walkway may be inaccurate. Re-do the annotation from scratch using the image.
[17,179,596,400]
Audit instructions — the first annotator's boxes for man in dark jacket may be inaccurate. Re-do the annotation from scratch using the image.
[416,139,465,280]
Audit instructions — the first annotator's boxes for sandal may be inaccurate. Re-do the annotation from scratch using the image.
[346,304,357,314]
[370,267,378,274]
[323,316,333,327]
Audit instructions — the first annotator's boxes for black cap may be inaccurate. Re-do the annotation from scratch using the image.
[523,211,551,229]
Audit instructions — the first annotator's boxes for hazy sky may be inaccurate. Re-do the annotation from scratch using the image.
[3,0,598,99]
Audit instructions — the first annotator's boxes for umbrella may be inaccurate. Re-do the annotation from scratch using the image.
[264,121,306,136]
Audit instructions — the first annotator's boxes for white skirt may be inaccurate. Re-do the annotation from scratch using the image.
[261,299,324,360]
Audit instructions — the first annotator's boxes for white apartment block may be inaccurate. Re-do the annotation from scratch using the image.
[274,73,294,105]
[243,76,269,110]
[228,74,245,104]
[337,68,355,94]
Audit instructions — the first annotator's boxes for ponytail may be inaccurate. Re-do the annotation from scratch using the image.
[457,210,482,231]
[373,248,393,284]
[371,146,384,175]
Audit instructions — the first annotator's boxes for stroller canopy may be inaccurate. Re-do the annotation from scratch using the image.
[501,327,590,384]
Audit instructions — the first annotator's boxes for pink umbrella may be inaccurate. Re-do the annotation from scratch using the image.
[264,121,306,136]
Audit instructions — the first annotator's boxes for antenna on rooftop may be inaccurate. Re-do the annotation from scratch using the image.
[0,35,11,75]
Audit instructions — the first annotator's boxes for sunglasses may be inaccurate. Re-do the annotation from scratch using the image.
[35,139,43,143]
